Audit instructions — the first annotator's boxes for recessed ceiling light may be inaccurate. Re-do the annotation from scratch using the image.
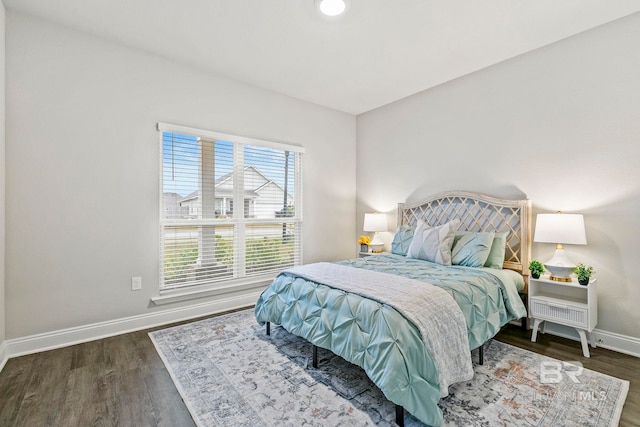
[317,0,348,17]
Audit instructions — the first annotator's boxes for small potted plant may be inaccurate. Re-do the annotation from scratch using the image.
[358,235,371,253]
[573,263,594,286]
[528,260,544,279]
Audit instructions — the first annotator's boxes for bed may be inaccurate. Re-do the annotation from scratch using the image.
[254,191,531,426]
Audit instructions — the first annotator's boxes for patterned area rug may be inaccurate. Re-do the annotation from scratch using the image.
[149,309,628,426]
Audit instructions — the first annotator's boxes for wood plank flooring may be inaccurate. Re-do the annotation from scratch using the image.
[0,323,196,427]
[1,312,639,426]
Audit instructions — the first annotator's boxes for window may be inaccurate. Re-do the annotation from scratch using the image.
[158,123,303,293]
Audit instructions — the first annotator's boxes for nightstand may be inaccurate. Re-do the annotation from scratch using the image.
[529,276,597,357]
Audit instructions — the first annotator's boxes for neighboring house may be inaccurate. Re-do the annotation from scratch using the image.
[163,192,188,219]
[171,165,293,219]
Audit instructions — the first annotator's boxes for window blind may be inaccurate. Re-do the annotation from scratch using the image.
[158,123,303,291]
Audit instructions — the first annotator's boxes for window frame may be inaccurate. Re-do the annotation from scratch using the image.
[155,122,304,303]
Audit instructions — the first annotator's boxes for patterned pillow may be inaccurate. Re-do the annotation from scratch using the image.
[451,231,495,267]
[406,220,460,265]
[484,232,509,269]
[391,225,415,256]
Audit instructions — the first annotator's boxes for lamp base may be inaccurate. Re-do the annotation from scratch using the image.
[370,244,384,254]
[544,248,576,282]
[369,233,384,254]
[549,275,573,283]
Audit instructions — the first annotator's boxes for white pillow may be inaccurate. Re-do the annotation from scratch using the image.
[406,220,460,265]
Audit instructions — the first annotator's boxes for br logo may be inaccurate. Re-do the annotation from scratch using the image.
[540,361,583,384]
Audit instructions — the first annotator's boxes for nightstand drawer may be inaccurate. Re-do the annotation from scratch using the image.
[529,297,588,328]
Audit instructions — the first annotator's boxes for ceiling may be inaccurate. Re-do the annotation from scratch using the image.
[5,0,640,115]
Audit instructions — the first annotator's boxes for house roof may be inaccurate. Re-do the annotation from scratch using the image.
[214,165,268,187]
[178,165,293,203]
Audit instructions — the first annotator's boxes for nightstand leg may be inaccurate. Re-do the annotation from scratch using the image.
[589,332,597,348]
[577,329,590,358]
[531,319,543,342]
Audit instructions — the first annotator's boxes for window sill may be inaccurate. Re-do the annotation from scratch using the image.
[151,276,273,305]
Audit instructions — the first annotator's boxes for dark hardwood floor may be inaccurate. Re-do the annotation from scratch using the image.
[0,319,199,427]
[1,311,639,426]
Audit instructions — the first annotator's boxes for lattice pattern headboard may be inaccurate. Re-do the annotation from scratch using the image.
[398,191,532,273]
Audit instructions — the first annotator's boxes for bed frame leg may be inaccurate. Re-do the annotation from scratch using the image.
[395,405,404,426]
[478,344,484,365]
[312,345,318,368]
[266,321,270,336]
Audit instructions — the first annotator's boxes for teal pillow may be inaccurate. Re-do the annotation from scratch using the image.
[484,232,508,269]
[391,224,415,256]
[451,231,495,267]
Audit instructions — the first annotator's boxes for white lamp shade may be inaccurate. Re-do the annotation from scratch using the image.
[363,213,388,233]
[534,213,586,245]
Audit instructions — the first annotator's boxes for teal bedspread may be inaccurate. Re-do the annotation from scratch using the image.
[338,254,526,350]
[254,254,526,426]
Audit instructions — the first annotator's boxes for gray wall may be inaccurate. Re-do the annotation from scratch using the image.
[357,13,640,339]
[5,12,356,339]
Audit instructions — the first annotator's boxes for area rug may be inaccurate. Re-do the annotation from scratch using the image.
[149,309,629,426]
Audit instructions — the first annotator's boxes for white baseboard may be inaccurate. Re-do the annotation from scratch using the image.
[0,341,8,373]
[541,323,640,358]
[2,291,262,363]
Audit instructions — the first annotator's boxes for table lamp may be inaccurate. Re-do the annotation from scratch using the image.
[533,212,587,282]
[363,213,388,253]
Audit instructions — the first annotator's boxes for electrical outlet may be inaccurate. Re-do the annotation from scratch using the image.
[131,276,142,291]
